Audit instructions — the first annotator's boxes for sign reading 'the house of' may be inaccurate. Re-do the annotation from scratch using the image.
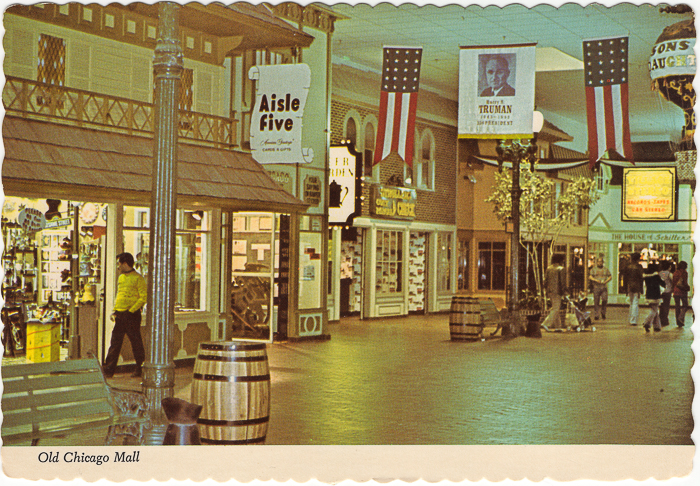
[249,64,314,165]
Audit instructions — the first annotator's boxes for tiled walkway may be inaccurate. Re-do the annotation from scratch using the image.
[4,306,694,446]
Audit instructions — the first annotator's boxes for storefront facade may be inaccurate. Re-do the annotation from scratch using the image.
[327,64,458,320]
[588,158,695,303]
[456,138,592,308]
[1,3,338,366]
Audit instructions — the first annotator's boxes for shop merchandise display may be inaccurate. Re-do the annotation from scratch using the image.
[1,199,107,359]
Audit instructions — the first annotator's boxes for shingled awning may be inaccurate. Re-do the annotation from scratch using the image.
[2,116,308,214]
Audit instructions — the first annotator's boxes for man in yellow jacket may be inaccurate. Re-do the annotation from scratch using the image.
[103,252,147,378]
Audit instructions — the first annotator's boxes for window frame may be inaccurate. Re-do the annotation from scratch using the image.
[362,115,380,182]
[477,241,506,291]
[375,229,404,295]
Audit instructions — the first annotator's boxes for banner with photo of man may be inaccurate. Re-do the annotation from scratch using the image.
[458,43,536,139]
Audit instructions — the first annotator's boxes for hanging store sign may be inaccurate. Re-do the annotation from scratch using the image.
[45,218,72,229]
[458,43,536,139]
[371,185,417,219]
[17,208,46,232]
[622,167,677,221]
[649,38,696,80]
[248,64,313,165]
[329,144,362,226]
[303,175,322,207]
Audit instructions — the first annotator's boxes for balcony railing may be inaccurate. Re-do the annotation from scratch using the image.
[3,76,238,149]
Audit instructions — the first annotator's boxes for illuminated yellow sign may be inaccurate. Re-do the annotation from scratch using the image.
[371,186,417,219]
[622,167,676,221]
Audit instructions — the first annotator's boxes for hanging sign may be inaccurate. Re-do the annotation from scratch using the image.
[370,186,417,219]
[303,175,322,207]
[649,38,696,80]
[458,43,536,139]
[622,167,677,221]
[17,207,46,232]
[329,144,362,226]
[249,64,313,164]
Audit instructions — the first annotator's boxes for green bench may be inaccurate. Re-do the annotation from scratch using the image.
[1,357,151,446]
[480,299,510,336]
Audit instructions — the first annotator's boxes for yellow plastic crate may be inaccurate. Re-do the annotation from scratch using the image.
[26,342,61,363]
[26,321,61,363]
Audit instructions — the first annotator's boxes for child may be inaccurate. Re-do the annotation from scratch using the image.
[642,263,665,333]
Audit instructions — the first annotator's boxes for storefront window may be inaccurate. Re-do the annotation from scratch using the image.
[618,242,680,293]
[478,241,506,290]
[376,230,403,294]
[123,207,209,312]
[458,239,470,291]
[299,215,323,309]
[229,212,275,340]
[437,232,452,292]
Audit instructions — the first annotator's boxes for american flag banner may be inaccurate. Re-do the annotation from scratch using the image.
[584,37,634,169]
[374,47,422,167]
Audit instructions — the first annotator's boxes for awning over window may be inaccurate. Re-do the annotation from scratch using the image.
[2,116,308,213]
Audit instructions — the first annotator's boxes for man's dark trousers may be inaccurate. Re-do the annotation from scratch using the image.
[103,310,145,375]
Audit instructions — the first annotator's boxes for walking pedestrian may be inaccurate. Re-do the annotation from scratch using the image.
[642,263,664,333]
[672,261,690,328]
[624,252,644,326]
[589,255,612,320]
[543,254,566,330]
[103,252,147,378]
[658,260,673,327]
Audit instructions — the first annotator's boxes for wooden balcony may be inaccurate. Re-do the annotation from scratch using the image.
[3,76,238,149]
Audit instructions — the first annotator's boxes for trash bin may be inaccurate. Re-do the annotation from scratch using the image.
[449,296,482,341]
[162,397,202,445]
[191,341,270,445]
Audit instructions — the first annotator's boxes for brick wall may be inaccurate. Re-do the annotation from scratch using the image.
[331,99,456,226]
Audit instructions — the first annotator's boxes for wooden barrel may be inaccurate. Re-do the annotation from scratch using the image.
[449,296,482,341]
[191,341,270,445]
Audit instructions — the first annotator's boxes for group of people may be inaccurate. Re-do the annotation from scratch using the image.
[542,253,691,332]
[623,252,690,332]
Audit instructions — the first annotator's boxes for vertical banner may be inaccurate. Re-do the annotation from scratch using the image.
[458,43,536,139]
[374,46,423,167]
[584,37,633,168]
[249,64,314,164]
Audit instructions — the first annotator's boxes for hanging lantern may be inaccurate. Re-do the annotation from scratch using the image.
[649,14,696,147]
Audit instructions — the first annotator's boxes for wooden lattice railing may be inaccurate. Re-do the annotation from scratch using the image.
[3,76,238,148]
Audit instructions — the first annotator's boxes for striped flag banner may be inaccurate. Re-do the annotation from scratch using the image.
[374,46,422,167]
[583,37,633,169]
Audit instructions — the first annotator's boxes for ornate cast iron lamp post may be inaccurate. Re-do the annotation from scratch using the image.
[496,112,544,337]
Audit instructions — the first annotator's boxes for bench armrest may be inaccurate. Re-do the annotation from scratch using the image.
[108,386,150,420]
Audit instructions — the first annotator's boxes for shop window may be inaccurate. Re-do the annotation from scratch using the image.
[376,230,403,294]
[458,239,470,291]
[123,207,209,312]
[38,34,65,86]
[299,215,323,310]
[618,242,680,294]
[477,241,506,290]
